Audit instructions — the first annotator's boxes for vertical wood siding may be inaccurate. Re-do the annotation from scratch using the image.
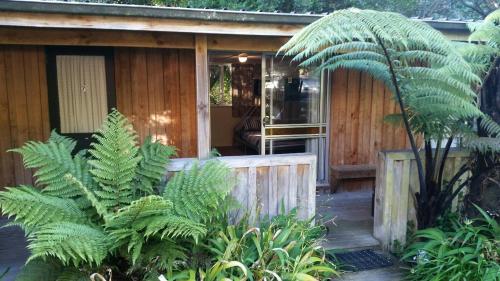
[329,69,411,166]
[0,46,50,188]
[114,48,198,158]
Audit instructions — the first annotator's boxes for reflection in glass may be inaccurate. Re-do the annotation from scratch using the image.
[264,56,320,125]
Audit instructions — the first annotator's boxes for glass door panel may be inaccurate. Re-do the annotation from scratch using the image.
[261,54,328,183]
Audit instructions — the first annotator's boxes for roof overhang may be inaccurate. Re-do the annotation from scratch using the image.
[0,0,471,38]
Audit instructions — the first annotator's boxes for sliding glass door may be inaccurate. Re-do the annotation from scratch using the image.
[261,54,328,183]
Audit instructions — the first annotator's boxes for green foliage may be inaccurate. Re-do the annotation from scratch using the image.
[89,110,142,210]
[201,209,338,280]
[402,206,500,281]
[0,110,235,280]
[163,161,235,223]
[470,9,500,52]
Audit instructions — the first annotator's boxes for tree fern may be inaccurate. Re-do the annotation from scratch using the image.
[163,160,235,223]
[279,8,486,228]
[88,110,142,210]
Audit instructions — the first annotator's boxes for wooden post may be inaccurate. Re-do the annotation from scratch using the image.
[195,34,210,158]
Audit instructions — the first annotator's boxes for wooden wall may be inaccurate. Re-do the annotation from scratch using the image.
[0,46,50,187]
[114,47,198,158]
[329,69,410,167]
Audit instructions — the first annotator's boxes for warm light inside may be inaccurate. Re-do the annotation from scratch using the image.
[238,53,248,63]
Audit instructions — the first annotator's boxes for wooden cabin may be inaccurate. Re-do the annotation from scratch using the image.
[0,0,473,250]
[0,0,469,190]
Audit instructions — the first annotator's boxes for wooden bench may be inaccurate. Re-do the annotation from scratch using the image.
[330,164,376,193]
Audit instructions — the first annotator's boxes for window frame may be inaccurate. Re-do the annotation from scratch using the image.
[46,46,116,149]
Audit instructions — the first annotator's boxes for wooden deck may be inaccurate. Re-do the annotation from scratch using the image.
[317,191,405,280]
[318,191,380,250]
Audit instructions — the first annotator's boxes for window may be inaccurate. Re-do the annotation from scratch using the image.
[46,47,115,148]
[209,64,232,105]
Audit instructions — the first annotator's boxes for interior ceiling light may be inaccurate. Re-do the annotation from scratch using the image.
[238,53,248,63]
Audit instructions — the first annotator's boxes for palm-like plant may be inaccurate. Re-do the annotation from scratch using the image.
[280,9,500,228]
[0,110,235,280]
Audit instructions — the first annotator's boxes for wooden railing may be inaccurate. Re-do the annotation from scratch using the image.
[167,153,317,222]
[373,150,469,251]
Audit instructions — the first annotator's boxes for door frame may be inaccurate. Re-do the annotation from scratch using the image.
[45,46,116,149]
[260,53,330,183]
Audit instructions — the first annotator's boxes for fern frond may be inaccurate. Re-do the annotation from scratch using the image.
[135,136,176,194]
[48,130,77,153]
[140,239,188,271]
[28,222,110,266]
[463,137,500,153]
[88,110,142,210]
[163,160,235,223]
[64,174,110,220]
[9,141,87,198]
[469,9,500,51]
[107,195,206,242]
[480,115,500,137]
[0,186,88,230]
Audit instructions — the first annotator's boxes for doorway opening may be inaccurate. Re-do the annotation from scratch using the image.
[209,51,262,156]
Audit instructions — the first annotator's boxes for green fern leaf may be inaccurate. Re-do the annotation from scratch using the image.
[135,136,176,194]
[10,141,87,198]
[88,110,142,210]
[28,222,111,267]
[163,160,235,223]
[0,186,88,230]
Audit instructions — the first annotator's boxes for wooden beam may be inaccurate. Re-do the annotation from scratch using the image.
[195,34,210,159]
[0,11,304,37]
[0,27,195,49]
[207,35,290,52]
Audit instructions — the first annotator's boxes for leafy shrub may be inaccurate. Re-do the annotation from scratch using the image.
[0,110,234,280]
[402,207,500,281]
[198,209,339,280]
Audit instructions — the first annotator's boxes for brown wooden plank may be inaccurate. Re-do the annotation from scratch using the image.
[114,48,132,117]
[346,70,361,164]
[194,35,208,158]
[146,49,164,142]
[163,49,181,150]
[330,69,348,166]
[358,72,373,163]
[0,27,196,49]
[129,48,149,143]
[23,47,43,142]
[0,47,15,187]
[0,11,305,37]
[4,46,29,184]
[37,47,50,140]
[179,49,197,157]
[370,79,385,164]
